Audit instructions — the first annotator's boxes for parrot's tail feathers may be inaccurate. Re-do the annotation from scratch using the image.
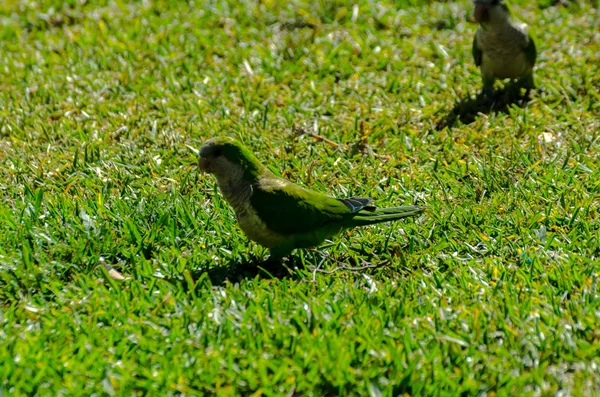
[372,205,427,215]
[351,205,426,226]
[338,197,375,213]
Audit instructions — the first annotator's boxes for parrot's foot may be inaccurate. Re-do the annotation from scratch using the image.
[267,246,293,263]
[522,85,535,102]
[263,255,285,266]
[258,253,288,270]
[515,75,535,103]
[507,84,533,107]
[480,79,495,107]
[479,91,496,108]
[255,255,298,279]
[518,91,532,106]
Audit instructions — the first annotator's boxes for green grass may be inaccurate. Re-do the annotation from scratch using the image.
[1,0,599,395]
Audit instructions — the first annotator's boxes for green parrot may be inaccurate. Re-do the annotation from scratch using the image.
[472,0,537,100]
[198,137,425,260]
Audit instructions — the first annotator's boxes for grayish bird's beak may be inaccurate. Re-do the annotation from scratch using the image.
[474,2,489,23]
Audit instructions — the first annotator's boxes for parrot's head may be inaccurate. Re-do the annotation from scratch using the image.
[198,137,264,183]
[474,0,510,25]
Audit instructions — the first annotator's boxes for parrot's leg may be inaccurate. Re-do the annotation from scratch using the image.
[519,73,535,100]
[267,245,294,263]
[481,74,495,105]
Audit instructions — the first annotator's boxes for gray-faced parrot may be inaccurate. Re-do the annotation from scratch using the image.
[198,137,425,260]
[472,0,537,100]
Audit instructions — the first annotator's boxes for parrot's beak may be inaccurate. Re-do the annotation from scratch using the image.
[198,157,212,173]
[474,3,489,23]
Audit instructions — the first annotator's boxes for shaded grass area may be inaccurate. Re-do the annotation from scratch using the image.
[1,0,599,395]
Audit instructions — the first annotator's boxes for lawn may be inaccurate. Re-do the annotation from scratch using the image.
[1,0,599,395]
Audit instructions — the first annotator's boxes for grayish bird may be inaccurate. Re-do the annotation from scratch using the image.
[472,0,537,100]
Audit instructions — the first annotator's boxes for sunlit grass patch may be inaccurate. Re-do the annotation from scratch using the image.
[0,0,599,395]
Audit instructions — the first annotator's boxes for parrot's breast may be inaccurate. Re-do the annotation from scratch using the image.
[236,206,289,249]
[482,51,530,79]
[477,24,532,79]
[216,174,290,249]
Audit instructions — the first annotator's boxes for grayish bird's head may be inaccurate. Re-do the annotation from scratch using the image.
[198,137,264,186]
[474,0,510,25]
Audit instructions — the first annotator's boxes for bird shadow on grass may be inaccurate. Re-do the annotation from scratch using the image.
[200,258,300,285]
[164,250,397,289]
[163,256,306,290]
[437,83,533,130]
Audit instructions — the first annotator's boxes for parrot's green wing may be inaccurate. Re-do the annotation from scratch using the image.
[472,34,482,67]
[524,34,537,66]
[249,181,363,235]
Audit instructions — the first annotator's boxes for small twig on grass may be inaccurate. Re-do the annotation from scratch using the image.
[150,291,173,316]
[293,125,391,161]
[99,257,128,281]
[293,127,341,148]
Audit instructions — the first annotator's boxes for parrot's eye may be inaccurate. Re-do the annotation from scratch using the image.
[213,148,223,157]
